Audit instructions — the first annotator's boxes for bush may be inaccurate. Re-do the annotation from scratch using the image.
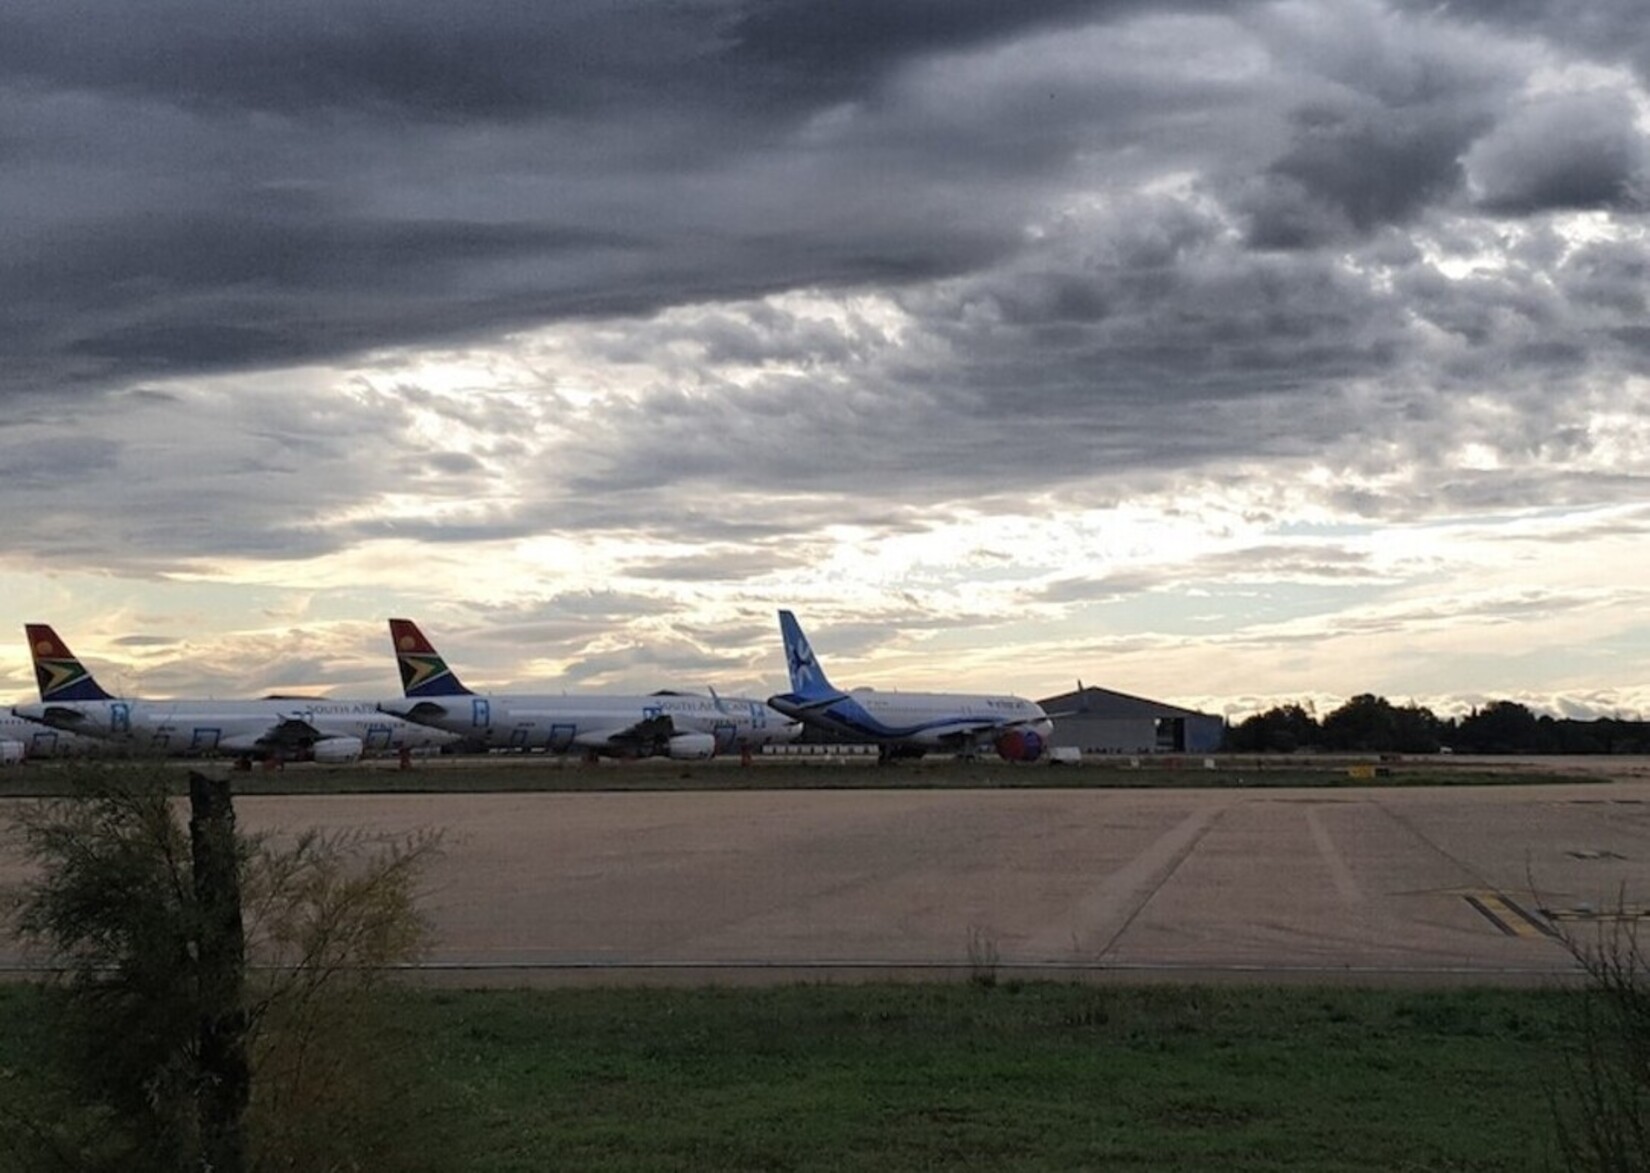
[1556,912,1650,1171]
[2,766,447,1172]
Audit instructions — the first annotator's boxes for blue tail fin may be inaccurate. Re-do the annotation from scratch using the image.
[388,618,474,697]
[778,610,838,699]
[25,624,115,701]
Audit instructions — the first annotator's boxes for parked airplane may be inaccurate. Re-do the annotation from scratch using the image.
[10,624,458,765]
[767,609,1054,763]
[0,711,99,764]
[379,618,802,760]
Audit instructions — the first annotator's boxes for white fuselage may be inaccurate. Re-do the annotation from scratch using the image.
[10,697,457,758]
[380,691,802,755]
[771,688,1054,753]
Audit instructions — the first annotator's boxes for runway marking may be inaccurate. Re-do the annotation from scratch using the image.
[1305,806,1362,904]
[1463,892,1556,939]
[1021,805,1227,962]
[1542,903,1650,923]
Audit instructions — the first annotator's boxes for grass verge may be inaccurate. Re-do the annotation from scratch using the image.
[0,981,1586,1171]
[0,754,1599,797]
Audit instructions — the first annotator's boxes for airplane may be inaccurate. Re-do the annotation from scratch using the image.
[378,617,803,761]
[0,710,100,764]
[766,609,1054,763]
[10,624,460,766]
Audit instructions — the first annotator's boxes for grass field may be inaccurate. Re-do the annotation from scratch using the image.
[0,980,1595,1171]
[0,752,1602,798]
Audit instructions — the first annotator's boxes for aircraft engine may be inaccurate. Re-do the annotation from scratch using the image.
[0,740,25,766]
[666,733,717,760]
[994,728,1046,762]
[312,737,365,764]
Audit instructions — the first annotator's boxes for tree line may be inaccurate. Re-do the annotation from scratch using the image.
[1223,695,1650,755]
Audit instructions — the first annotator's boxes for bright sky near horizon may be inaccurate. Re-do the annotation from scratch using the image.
[3,0,1649,720]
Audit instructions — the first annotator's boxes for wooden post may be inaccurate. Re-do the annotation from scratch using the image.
[189,771,250,1173]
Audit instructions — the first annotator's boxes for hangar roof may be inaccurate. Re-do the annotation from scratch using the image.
[1037,685,1218,722]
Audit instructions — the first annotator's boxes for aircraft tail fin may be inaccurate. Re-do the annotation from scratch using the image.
[778,609,839,700]
[25,624,115,702]
[388,618,474,697]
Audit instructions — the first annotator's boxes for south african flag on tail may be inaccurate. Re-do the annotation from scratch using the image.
[388,618,473,697]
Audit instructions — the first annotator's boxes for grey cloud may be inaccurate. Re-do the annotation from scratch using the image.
[0,0,1566,409]
[1035,571,1167,604]
[0,1,715,121]
[1248,103,1480,245]
[1467,90,1650,214]
[1400,1,1650,88]
[623,547,810,582]
[1,1,1174,398]
[1032,544,1385,606]
[2,0,1649,595]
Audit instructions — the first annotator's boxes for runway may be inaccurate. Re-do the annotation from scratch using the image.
[3,777,1646,985]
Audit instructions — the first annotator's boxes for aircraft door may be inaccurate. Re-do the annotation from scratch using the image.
[471,698,491,730]
[189,728,221,754]
[111,702,130,735]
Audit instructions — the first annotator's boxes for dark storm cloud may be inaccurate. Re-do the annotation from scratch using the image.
[0,0,715,120]
[1404,0,1650,85]
[1,0,1175,397]
[3,0,1649,581]
[1467,91,1650,214]
[0,0,1574,405]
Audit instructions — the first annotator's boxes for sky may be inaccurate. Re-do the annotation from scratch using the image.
[3,0,1649,721]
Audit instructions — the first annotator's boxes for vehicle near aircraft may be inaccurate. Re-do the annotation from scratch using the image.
[379,618,802,760]
[0,711,99,763]
[11,624,458,765]
[767,609,1055,764]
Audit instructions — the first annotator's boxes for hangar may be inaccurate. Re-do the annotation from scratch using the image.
[1039,685,1225,755]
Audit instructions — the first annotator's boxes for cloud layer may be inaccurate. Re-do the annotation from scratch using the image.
[3,0,1648,718]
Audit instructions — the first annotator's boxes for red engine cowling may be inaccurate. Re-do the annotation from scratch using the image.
[994,728,1045,762]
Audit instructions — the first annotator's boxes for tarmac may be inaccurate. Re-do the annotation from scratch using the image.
[8,769,1642,986]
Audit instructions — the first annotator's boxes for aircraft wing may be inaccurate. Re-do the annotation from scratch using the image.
[572,713,676,754]
[258,716,330,751]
